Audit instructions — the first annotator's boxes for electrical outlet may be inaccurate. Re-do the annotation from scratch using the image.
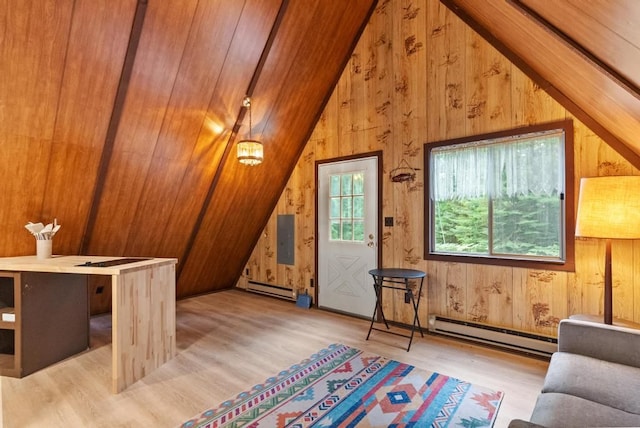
[384,217,394,227]
[404,291,411,304]
[245,268,250,276]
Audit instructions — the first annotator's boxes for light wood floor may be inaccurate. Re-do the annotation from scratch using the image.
[1,289,549,427]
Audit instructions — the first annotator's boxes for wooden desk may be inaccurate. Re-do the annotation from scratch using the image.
[0,255,177,393]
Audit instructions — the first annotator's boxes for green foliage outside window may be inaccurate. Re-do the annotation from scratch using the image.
[434,194,560,257]
[435,198,489,253]
[493,194,560,257]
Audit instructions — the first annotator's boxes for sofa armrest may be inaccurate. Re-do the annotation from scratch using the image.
[558,319,640,367]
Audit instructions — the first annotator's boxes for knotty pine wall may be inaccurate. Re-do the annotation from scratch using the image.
[239,0,640,337]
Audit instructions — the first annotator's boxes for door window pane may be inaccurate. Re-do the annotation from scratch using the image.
[341,174,352,196]
[330,175,340,197]
[353,172,364,194]
[330,220,341,240]
[342,221,353,240]
[341,197,352,218]
[353,220,365,241]
[328,172,366,242]
[330,198,341,218]
[353,196,364,218]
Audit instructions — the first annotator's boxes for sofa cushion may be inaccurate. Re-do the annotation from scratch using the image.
[530,392,640,428]
[542,352,640,414]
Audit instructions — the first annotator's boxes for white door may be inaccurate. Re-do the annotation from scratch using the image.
[317,156,378,318]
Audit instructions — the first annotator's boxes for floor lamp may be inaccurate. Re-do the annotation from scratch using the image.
[575,176,640,325]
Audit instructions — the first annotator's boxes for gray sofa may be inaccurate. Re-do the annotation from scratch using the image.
[510,318,640,428]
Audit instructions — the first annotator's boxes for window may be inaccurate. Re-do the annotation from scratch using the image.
[424,120,575,270]
[329,172,365,242]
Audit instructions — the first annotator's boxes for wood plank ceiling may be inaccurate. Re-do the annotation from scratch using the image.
[0,0,376,311]
[444,0,640,168]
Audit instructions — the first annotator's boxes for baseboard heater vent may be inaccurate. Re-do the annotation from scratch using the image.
[428,315,557,357]
[246,281,295,301]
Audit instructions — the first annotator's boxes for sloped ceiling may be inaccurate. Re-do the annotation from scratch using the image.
[443,0,640,168]
[0,0,376,309]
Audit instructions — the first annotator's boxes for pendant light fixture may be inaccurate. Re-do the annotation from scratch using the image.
[236,96,263,166]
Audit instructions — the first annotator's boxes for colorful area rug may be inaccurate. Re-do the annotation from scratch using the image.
[180,344,503,428]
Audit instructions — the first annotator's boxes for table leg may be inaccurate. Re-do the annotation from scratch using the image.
[405,277,425,351]
[111,263,176,393]
[367,275,389,341]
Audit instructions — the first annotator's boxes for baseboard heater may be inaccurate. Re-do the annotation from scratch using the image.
[246,281,295,301]
[428,315,557,357]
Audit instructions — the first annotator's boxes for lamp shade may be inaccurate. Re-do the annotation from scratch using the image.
[237,140,263,166]
[575,176,640,239]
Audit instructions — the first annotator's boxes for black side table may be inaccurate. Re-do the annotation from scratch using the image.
[366,268,426,351]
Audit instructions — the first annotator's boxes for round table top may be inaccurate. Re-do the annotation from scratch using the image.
[368,268,426,279]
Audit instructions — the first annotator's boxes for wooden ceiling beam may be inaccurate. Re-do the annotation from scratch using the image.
[80,0,147,255]
[177,0,290,281]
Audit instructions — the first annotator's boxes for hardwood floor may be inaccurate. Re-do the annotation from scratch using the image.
[1,289,548,427]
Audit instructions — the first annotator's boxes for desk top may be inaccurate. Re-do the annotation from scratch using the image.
[0,255,177,275]
[368,268,426,279]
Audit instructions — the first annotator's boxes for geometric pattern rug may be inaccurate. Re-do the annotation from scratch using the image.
[179,344,503,428]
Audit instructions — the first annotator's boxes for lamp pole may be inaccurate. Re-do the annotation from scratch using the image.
[604,239,612,325]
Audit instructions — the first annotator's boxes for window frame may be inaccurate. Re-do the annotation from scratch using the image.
[423,120,575,272]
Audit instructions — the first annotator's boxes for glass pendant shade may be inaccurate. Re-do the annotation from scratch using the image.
[236,96,263,166]
[237,139,264,166]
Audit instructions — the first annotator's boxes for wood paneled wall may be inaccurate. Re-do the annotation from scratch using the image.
[242,0,640,337]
